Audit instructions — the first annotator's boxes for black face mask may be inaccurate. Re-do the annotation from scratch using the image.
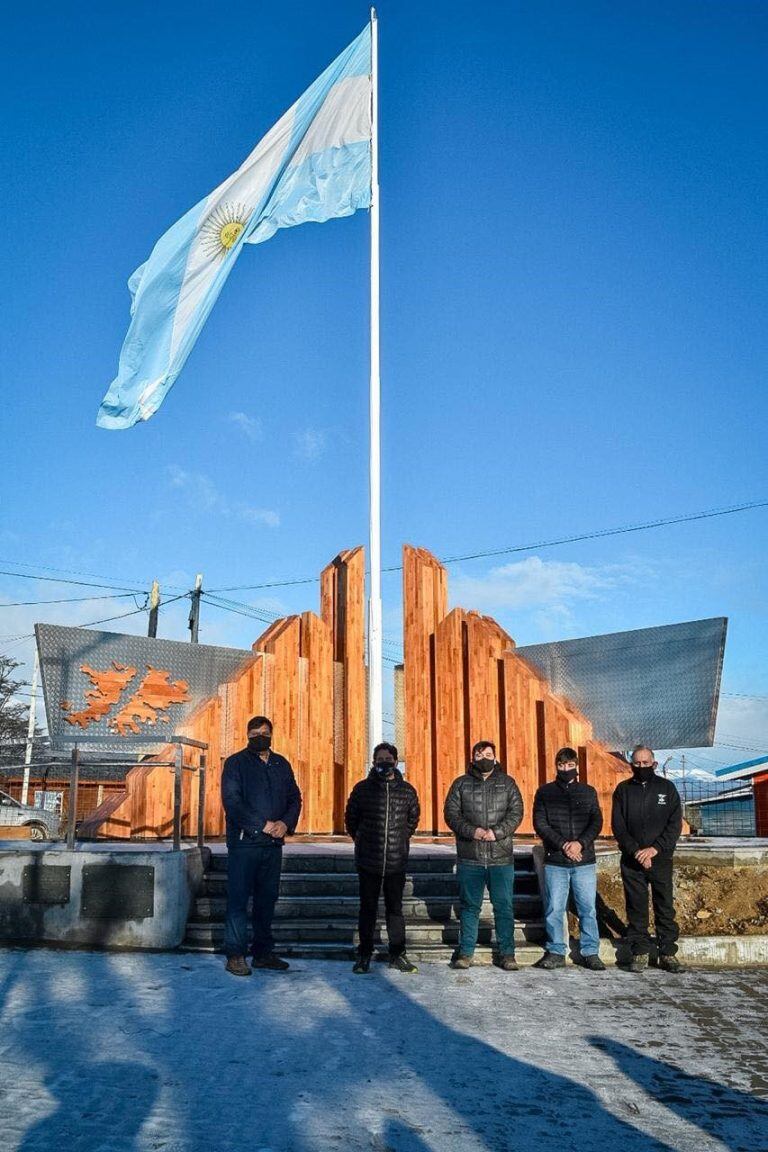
[248,734,272,753]
[557,768,578,784]
[474,759,495,774]
[631,764,655,783]
[374,759,396,776]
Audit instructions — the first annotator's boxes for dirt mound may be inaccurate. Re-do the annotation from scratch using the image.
[594,865,768,937]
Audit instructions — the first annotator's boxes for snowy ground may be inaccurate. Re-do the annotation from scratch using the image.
[0,949,766,1152]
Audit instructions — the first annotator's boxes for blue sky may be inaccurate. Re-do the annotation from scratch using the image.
[1,1,766,767]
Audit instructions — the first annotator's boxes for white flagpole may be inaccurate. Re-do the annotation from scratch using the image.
[368,6,383,755]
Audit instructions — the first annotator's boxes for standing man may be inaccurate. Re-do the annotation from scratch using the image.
[533,746,605,971]
[612,744,683,973]
[345,742,420,974]
[220,715,302,976]
[444,740,524,971]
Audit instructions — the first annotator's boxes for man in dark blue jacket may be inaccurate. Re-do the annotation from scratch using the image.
[220,715,302,976]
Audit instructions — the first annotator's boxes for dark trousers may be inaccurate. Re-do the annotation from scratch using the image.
[223,839,282,959]
[456,861,516,957]
[357,868,406,958]
[621,853,679,957]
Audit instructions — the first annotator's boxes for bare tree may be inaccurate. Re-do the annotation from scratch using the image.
[0,655,31,764]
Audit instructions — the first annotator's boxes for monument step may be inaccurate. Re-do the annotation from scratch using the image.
[201,870,540,898]
[206,849,537,876]
[182,918,545,949]
[179,940,547,964]
[191,893,542,923]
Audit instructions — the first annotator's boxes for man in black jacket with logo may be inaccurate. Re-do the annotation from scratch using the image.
[345,742,420,974]
[220,715,302,976]
[444,740,524,971]
[533,746,605,971]
[612,744,683,973]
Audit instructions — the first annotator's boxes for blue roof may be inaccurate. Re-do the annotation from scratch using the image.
[714,755,768,781]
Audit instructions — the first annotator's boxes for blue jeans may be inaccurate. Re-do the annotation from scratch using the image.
[223,839,283,958]
[456,861,515,957]
[543,863,600,957]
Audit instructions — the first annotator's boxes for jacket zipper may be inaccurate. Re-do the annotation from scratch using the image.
[482,777,489,863]
[382,780,390,881]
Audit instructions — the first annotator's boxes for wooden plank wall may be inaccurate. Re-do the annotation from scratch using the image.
[320,547,366,827]
[82,549,366,839]
[403,545,630,833]
[403,546,447,832]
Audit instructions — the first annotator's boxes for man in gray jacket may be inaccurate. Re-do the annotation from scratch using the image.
[444,740,524,971]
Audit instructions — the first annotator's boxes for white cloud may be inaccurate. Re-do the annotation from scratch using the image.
[228,411,262,442]
[292,428,327,461]
[166,466,279,528]
[451,556,628,615]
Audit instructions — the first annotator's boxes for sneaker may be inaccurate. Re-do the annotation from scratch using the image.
[450,954,472,970]
[659,954,684,973]
[628,953,649,973]
[534,952,566,970]
[389,953,418,974]
[581,954,606,972]
[225,955,252,977]
[352,955,371,974]
[498,954,519,972]
[251,952,290,971]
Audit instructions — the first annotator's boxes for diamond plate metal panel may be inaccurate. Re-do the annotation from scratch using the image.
[36,624,252,753]
[516,617,727,751]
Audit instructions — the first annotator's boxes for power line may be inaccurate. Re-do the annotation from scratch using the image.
[0,568,147,595]
[0,592,190,652]
[208,497,768,593]
[0,556,191,593]
[436,498,768,566]
[0,593,139,608]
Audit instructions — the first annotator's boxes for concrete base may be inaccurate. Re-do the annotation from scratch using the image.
[0,841,205,950]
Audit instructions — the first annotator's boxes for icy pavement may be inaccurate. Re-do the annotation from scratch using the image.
[0,950,766,1152]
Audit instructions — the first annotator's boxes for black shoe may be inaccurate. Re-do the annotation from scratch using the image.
[628,953,649,973]
[251,952,290,971]
[389,953,418,974]
[581,954,606,971]
[353,956,371,974]
[534,952,566,970]
[659,954,684,973]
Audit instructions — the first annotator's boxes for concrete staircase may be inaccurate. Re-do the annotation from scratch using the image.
[182,845,545,963]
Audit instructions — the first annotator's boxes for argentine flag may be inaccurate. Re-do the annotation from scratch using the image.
[97,26,371,430]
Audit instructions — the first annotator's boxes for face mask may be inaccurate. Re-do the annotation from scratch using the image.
[248,734,271,753]
[475,759,495,773]
[557,768,578,784]
[631,764,655,782]
[374,759,396,776]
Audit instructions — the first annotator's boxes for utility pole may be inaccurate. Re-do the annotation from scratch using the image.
[21,649,39,806]
[188,574,203,643]
[148,581,160,638]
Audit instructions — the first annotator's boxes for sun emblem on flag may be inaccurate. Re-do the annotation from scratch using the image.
[201,202,248,258]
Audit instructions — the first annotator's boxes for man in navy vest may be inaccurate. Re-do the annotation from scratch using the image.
[220,715,302,976]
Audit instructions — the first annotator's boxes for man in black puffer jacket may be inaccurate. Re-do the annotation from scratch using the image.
[533,746,604,971]
[345,742,420,974]
[443,740,524,971]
